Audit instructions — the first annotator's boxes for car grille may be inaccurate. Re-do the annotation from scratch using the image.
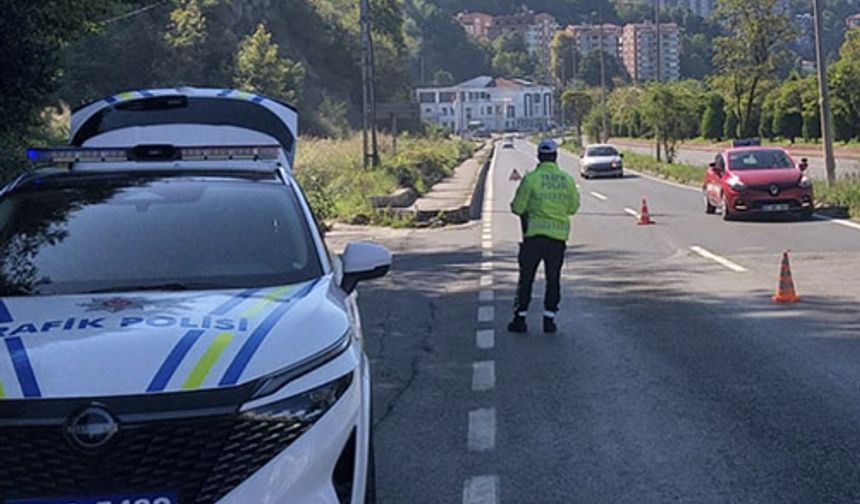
[586,162,616,172]
[746,181,798,192]
[0,413,308,503]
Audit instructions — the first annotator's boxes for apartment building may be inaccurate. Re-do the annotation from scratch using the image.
[455,12,494,40]
[848,13,860,28]
[415,76,555,133]
[565,24,623,60]
[621,22,681,82]
[457,10,559,65]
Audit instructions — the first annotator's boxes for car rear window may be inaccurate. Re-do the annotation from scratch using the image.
[72,96,295,153]
[0,176,321,296]
[586,146,619,157]
[728,149,793,170]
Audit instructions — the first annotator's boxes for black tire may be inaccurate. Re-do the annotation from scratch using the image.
[721,194,733,221]
[616,171,624,179]
[364,432,376,504]
[705,194,716,214]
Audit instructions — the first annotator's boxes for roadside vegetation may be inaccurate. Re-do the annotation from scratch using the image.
[814,176,860,219]
[295,132,475,225]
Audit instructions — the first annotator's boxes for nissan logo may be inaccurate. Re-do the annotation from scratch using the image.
[65,406,119,449]
[769,184,780,196]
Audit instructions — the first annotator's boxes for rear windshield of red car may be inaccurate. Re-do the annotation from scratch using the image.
[728,149,793,170]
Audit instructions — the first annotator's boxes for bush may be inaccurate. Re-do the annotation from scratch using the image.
[815,175,860,218]
[620,151,705,185]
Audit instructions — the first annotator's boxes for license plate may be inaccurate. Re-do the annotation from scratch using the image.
[762,203,789,212]
[7,493,177,504]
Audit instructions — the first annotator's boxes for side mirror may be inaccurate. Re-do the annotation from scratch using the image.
[708,162,717,171]
[341,241,392,294]
[799,158,809,171]
[619,153,624,159]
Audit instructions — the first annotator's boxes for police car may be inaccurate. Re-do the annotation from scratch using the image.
[0,88,389,504]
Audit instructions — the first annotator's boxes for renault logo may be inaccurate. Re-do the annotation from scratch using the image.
[65,406,119,449]
[769,184,780,196]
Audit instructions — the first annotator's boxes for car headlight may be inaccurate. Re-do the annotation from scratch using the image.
[245,371,353,423]
[727,175,747,191]
[611,160,622,168]
[798,175,812,188]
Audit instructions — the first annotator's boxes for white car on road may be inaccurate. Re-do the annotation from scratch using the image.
[0,88,388,504]
[580,143,624,179]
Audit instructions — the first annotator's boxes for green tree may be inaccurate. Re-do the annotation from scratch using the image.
[432,69,454,85]
[491,31,535,78]
[577,50,628,89]
[163,0,209,84]
[608,86,644,137]
[561,89,594,143]
[770,75,806,143]
[829,27,860,142]
[700,93,727,140]
[712,0,793,138]
[641,82,699,162]
[549,31,577,86]
[234,23,305,104]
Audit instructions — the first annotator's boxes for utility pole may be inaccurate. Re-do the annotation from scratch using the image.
[359,0,379,168]
[654,0,662,161]
[598,10,608,143]
[812,0,837,185]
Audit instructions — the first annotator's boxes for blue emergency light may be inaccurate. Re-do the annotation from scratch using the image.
[732,138,762,147]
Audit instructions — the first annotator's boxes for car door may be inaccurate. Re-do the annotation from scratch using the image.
[706,154,725,205]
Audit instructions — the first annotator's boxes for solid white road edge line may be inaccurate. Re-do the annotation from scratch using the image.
[463,475,499,504]
[472,361,496,392]
[467,408,496,452]
[690,245,748,273]
[476,329,495,349]
[589,191,609,201]
[624,166,701,192]
[479,290,494,302]
[814,214,860,231]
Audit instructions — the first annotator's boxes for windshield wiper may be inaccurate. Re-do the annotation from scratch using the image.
[85,282,218,294]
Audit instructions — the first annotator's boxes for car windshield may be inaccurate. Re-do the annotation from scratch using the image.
[0,175,321,296]
[729,149,793,170]
[586,146,618,157]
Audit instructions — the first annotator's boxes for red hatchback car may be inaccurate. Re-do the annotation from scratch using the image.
[703,142,814,220]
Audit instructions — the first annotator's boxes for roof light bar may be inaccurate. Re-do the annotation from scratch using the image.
[27,145,281,164]
[732,138,762,148]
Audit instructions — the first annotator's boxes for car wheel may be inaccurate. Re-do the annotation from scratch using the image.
[616,171,624,179]
[705,194,716,214]
[800,209,814,220]
[721,194,733,221]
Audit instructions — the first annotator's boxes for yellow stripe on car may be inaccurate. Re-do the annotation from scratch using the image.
[182,332,235,390]
[241,285,294,318]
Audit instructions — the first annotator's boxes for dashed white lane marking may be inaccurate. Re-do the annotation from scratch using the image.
[623,207,640,217]
[472,361,496,391]
[480,262,494,271]
[477,305,495,322]
[467,408,496,452]
[482,233,493,241]
[814,215,860,231]
[479,290,494,302]
[483,249,494,258]
[479,274,493,288]
[476,329,495,349]
[690,245,748,272]
[463,475,499,504]
[589,191,608,201]
[482,240,493,249]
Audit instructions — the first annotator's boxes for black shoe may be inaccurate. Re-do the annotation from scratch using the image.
[508,315,527,333]
[543,316,557,334]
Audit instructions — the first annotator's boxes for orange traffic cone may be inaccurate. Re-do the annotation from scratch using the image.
[637,198,655,225]
[772,250,800,303]
[509,168,522,181]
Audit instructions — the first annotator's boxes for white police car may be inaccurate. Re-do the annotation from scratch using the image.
[0,88,389,504]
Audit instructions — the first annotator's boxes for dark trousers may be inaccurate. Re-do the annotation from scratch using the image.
[514,235,566,315]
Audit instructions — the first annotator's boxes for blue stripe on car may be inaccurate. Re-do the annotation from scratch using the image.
[210,288,260,316]
[5,337,41,398]
[219,279,320,386]
[146,329,205,392]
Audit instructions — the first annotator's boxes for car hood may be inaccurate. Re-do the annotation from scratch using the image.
[0,276,348,399]
[732,168,802,186]
[584,155,621,165]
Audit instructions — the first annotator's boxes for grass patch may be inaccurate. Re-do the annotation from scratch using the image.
[620,151,705,185]
[815,175,860,218]
[294,133,475,225]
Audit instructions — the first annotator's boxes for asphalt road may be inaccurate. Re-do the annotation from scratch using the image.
[619,142,860,181]
[332,138,860,503]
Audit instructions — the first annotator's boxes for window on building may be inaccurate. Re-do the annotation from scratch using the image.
[441,108,447,116]
[466,107,472,119]
[439,92,456,103]
[425,107,432,114]
[506,105,515,118]
[419,92,436,103]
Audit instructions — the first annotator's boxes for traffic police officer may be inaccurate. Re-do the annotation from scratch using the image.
[508,139,580,334]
